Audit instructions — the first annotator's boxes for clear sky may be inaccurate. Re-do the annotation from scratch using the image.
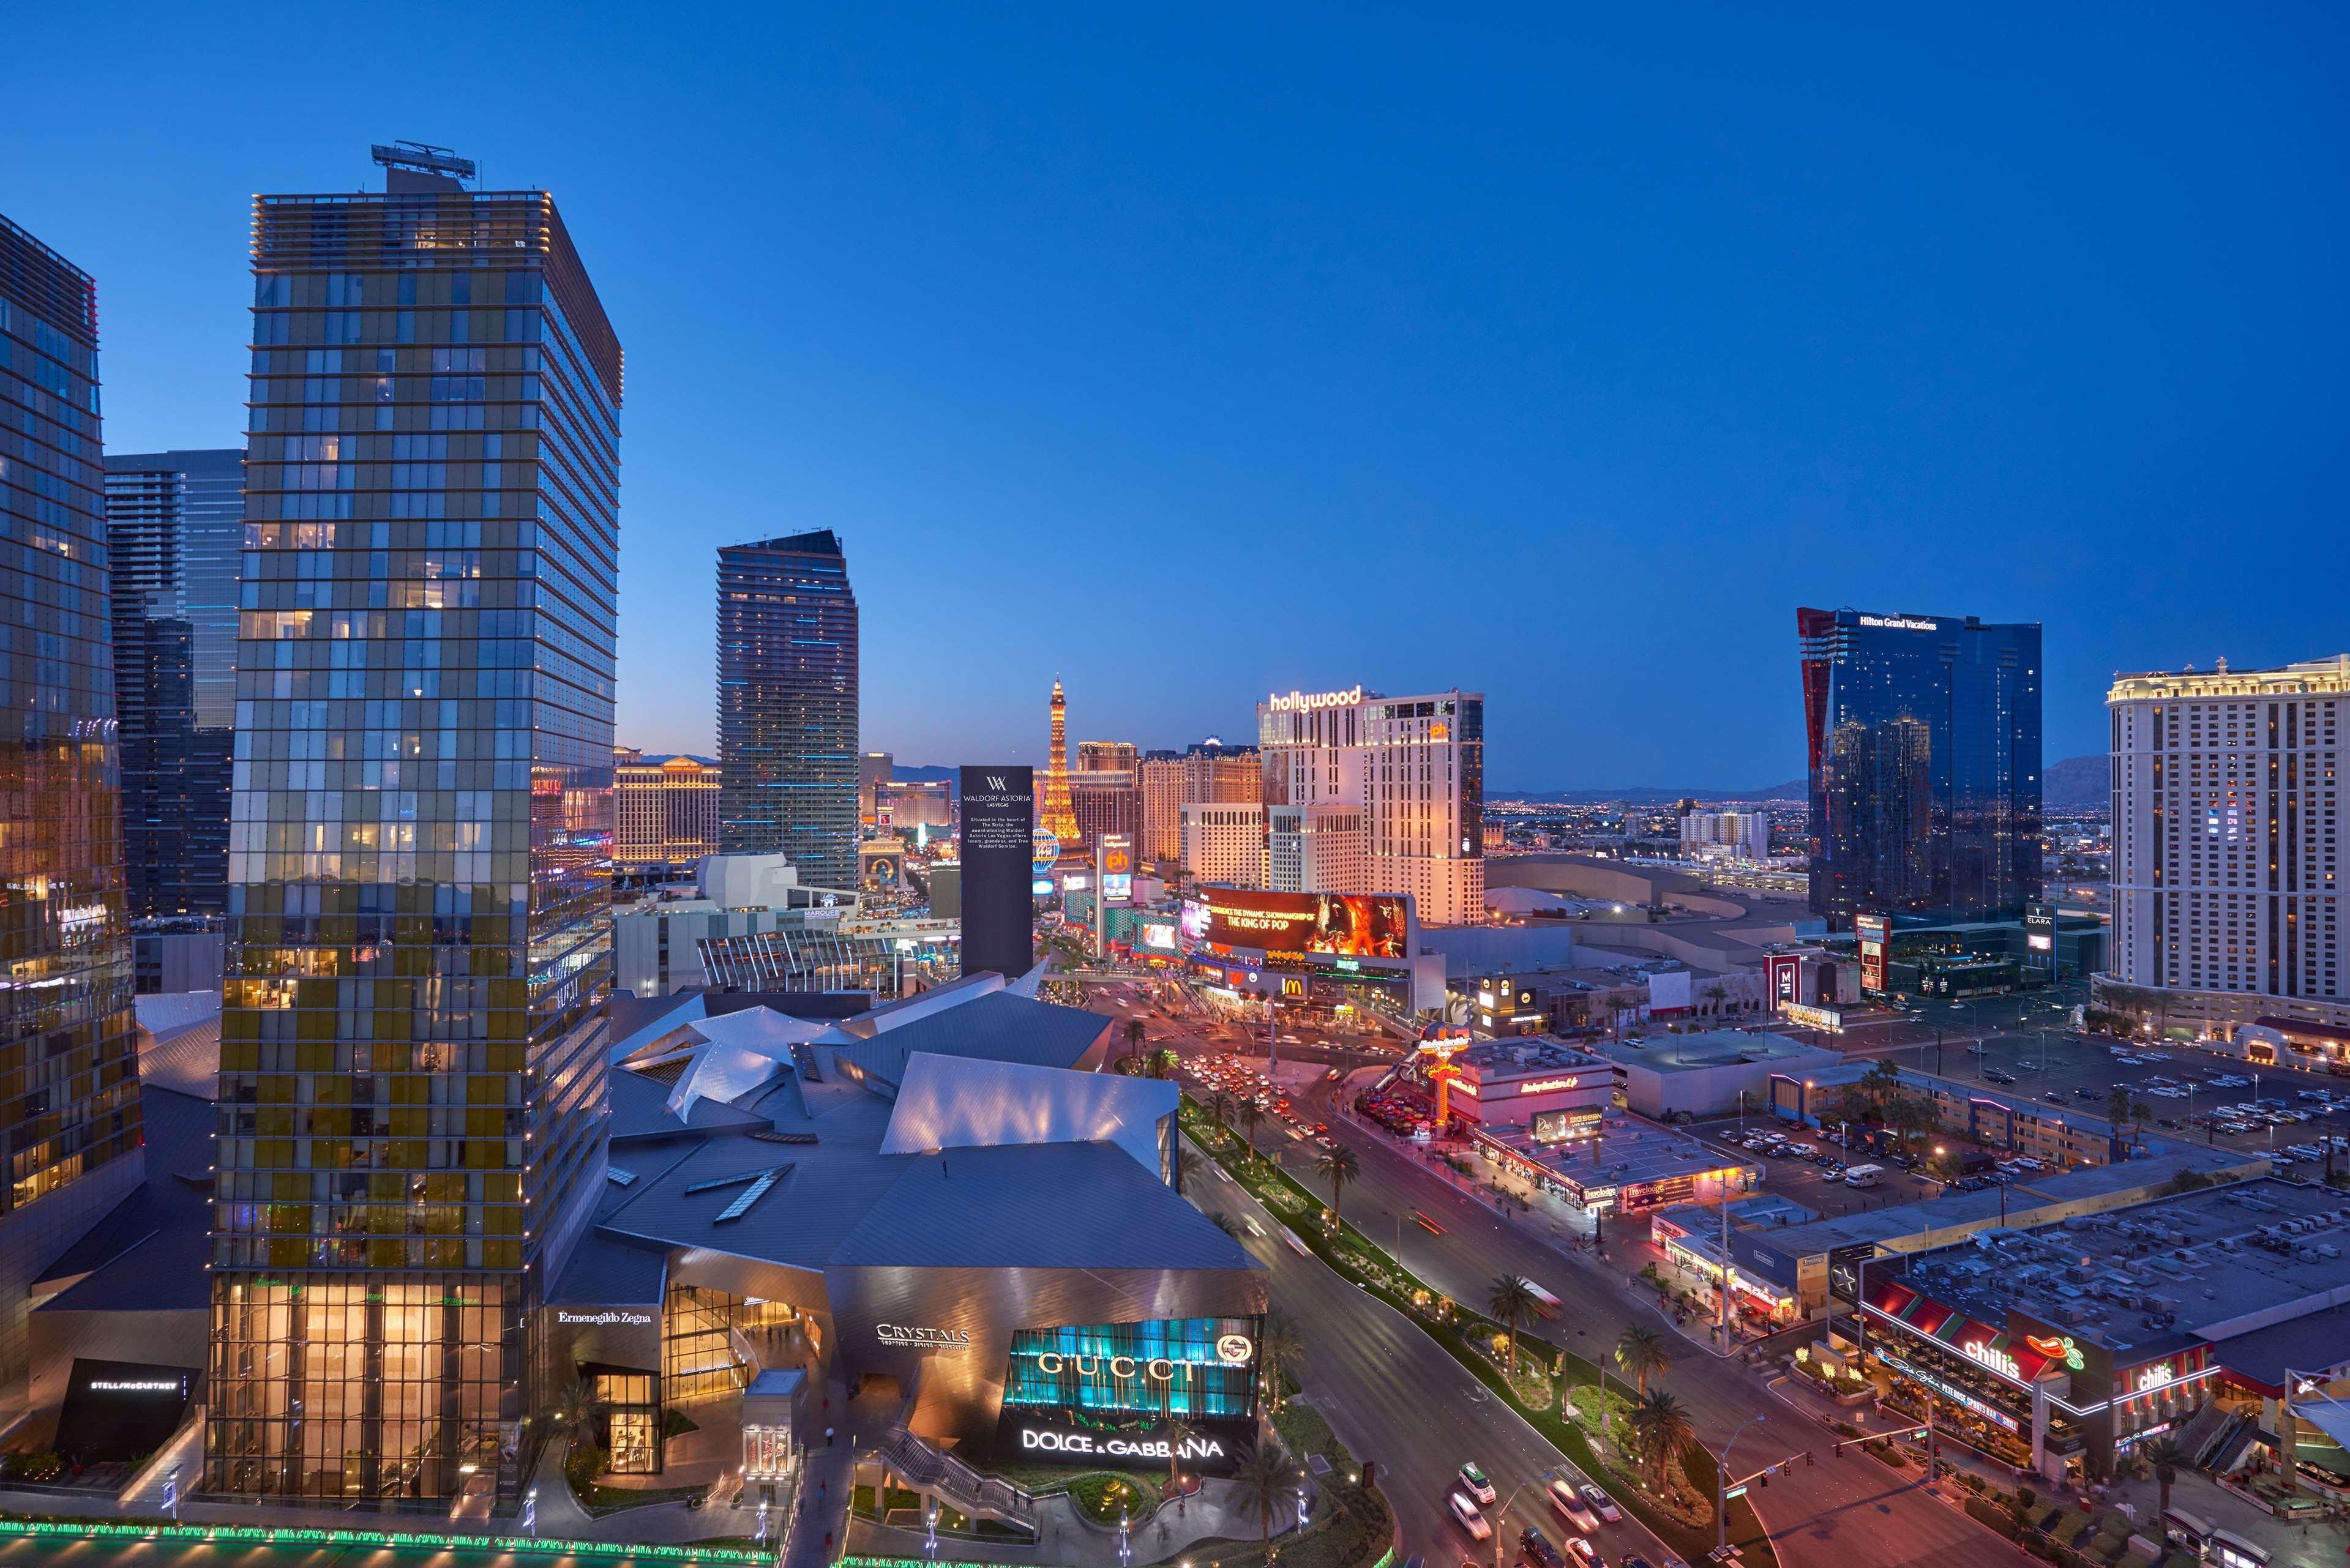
[9,4,2344,788]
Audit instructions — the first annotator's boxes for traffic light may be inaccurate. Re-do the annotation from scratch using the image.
[1759,1473,1768,1488]
[1805,1451,1814,1466]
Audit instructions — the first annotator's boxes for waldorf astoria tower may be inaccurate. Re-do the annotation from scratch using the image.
[212,144,622,1501]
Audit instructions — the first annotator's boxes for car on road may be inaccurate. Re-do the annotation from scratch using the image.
[1458,1462,1497,1505]
[1561,1538,1600,1567]
[1449,1491,1492,1540]
[1545,1477,1599,1532]
[1580,1483,1620,1523]
[1519,1526,1567,1568]
[1416,1211,1449,1234]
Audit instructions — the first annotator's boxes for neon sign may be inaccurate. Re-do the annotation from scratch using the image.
[1517,1077,1582,1095]
[2135,1361,2174,1392]
[2024,1333,2086,1370]
[1961,1339,2019,1379]
[1267,687,1363,712]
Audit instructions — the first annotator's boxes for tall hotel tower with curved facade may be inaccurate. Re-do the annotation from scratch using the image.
[0,214,145,1397]
[210,146,622,1502]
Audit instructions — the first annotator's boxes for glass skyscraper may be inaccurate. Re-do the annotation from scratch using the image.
[716,530,858,889]
[105,448,244,917]
[0,214,144,1391]
[1799,607,2042,929]
[209,148,621,1502]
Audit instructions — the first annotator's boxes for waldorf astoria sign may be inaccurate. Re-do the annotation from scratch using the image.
[959,765,1037,980]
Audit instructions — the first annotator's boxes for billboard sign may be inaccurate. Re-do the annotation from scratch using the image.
[1766,953,1802,1009]
[1855,913,1890,994]
[1098,835,1135,906]
[960,766,1038,979]
[1192,888,1411,958]
[1135,921,1180,954]
[2025,901,2056,956]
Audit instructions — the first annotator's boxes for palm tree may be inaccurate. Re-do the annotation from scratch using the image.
[1313,1143,1361,1226]
[1860,1057,1904,1117]
[1207,1089,1237,1139]
[1230,1441,1293,1559]
[1614,1326,1669,1397]
[1626,1389,1696,1489]
[1702,982,1729,1018]
[1487,1275,1537,1373]
[2145,1438,2187,1518]
[1238,1099,1265,1163]
[1162,1412,1197,1495]
[1124,1017,1147,1068]
[1257,1310,1306,1413]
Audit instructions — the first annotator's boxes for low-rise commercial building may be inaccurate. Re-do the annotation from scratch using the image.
[1770,1062,2136,1168]
[1464,1109,1759,1230]
[1585,1029,1843,1120]
[1448,1039,1618,1141]
[1726,1144,2267,1321]
[1855,1177,2350,1488]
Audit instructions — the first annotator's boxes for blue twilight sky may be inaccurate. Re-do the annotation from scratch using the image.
[7,4,2346,788]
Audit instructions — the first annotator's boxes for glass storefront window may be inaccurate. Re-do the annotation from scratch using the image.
[664,1285,747,1403]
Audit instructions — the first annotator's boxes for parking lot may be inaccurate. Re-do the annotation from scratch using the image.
[1862,1028,2350,1175]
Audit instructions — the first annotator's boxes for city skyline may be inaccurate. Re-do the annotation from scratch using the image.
[8,6,2344,786]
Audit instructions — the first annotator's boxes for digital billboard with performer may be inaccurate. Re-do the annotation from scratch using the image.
[1189,889,1412,958]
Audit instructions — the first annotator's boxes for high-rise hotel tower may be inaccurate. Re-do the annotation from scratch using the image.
[1798,607,2042,928]
[211,144,622,1501]
[1255,686,1484,925]
[0,214,144,1392]
[2103,654,2344,1042]
[715,529,858,889]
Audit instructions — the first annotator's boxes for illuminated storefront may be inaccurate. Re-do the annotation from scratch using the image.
[1864,1277,2218,1480]
[995,1316,1263,1475]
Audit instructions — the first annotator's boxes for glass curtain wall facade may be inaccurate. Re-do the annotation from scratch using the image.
[1799,608,2043,928]
[716,531,857,888]
[105,448,244,917]
[0,214,144,1389]
[209,165,623,1502]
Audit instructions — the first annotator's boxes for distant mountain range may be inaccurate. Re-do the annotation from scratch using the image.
[1495,755,2106,810]
[2044,754,2104,808]
[1494,781,1806,805]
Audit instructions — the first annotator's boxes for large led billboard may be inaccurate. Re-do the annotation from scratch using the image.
[1188,888,1411,958]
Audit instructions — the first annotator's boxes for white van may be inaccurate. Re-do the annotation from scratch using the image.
[1843,1164,1886,1188]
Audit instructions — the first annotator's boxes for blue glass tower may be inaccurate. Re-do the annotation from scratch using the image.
[1799,607,2042,928]
[716,531,859,889]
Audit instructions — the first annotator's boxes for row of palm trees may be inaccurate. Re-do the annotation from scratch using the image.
[1480,1275,1697,1495]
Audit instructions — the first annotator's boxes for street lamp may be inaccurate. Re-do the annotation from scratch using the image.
[1489,1479,1543,1568]
[1713,1413,1769,1557]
